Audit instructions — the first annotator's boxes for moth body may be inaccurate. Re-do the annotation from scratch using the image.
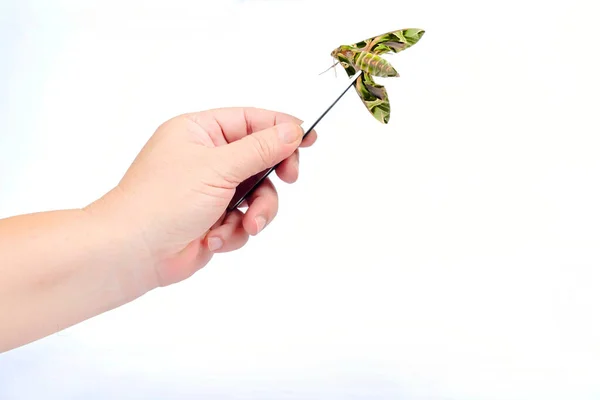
[354,52,399,78]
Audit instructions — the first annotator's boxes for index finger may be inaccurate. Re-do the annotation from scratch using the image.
[192,107,317,145]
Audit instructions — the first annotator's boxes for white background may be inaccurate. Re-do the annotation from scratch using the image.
[1,0,600,398]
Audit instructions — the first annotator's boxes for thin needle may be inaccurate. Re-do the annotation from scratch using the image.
[226,71,362,211]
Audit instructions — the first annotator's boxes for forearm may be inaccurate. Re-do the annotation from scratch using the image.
[0,191,157,352]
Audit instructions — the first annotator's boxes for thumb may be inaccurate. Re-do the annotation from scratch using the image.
[216,122,304,183]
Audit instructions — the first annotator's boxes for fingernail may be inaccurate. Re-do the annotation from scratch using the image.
[255,216,267,233]
[208,236,223,251]
[278,124,302,144]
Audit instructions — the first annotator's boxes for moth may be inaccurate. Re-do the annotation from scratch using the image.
[323,28,425,124]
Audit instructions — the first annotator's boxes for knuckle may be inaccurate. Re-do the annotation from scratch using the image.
[248,134,275,168]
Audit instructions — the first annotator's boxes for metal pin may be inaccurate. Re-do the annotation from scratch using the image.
[226,71,362,212]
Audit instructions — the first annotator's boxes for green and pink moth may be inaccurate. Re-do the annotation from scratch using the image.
[324,28,425,124]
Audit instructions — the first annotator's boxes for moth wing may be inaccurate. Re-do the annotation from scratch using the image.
[351,29,425,55]
[353,72,391,124]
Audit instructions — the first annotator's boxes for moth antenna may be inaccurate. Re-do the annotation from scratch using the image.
[318,60,339,76]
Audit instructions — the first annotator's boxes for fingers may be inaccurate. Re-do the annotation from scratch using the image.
[274,129,317,183]
[209,107,303,143]
[300,129,318,148]
[242,177,278,236]
[275,149,299,183]
[205,209,249,253]
[188,107,318,147]
[205,177,279,253]
[215,122,303,183]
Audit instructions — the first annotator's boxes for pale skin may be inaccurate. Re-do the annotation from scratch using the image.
[0,107,317,353]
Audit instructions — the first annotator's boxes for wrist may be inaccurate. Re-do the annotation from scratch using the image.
[83,186,160,298]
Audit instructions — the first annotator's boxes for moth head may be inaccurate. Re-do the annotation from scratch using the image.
[330,45,354,68]
[331,45,353,60]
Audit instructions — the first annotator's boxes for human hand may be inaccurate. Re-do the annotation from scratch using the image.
[87,107,316,288]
